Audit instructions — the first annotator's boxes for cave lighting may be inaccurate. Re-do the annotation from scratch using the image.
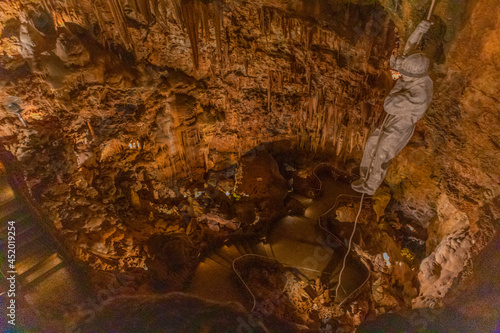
[390,69,402,80]
[383,253,391,267]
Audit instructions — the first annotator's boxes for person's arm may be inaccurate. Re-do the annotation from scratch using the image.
[384,86,428,115]
[403,20,432,55]
[390,54,403,70]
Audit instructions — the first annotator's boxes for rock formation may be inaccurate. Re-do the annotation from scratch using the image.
[0,0,498,331]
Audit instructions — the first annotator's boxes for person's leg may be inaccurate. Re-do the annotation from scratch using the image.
[364,151,391,194]
[364,127,408,194]
[359,128,381,180]
[352,129,381,192]
[353,123,416,195]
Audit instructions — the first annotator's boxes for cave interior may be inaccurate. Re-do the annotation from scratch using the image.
[0,0,499,332]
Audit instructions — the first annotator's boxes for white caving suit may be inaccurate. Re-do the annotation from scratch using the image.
[352,20,434,195]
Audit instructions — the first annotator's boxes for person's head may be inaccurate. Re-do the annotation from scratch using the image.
[398,53,430,79]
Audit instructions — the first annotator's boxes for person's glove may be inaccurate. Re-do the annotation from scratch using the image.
[390,54,403,70]
[415,20,432,34]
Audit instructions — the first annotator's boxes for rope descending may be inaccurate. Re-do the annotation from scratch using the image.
[334,192,364,300]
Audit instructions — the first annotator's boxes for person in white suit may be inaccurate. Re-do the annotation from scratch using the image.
[352,20,434,195]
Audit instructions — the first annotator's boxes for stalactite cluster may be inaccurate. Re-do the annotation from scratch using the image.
[0,0,397,183]
[171,0,224,68]
[0,0,400,311]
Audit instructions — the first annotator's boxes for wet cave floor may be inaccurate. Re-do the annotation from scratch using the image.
[187,162,371,330]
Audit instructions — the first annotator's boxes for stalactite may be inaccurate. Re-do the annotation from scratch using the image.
[362,126,370,150]
[276,71,283,92]
[259,7,272,39]
[268,71,273,113]
[306,26,316,51]
[92,3,107,39]
[106,0,134,51]
[258,8,264,35]
[176,0,201,68]
[199,1,211,41]
[310,90,319,121]
[326,104,334,133]
[224,27,230,65]
[281,15,291,40]
[151,0,168,31]
[267,7,274,34]
[127,0,138,14]
[136,0,152,23]
[171,0,226,67]
[311,133,319,153]
[320,124,327,149]
[336,126,345,156]
[332,104,338,147]
[348,128,355,153]
[307,69,312,95]
[335,106,344,149]
[212,0,223,60]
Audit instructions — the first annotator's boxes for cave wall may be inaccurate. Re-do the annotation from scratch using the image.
[0,0,499,324]
[379,0,500,310]
[0,0,398,272]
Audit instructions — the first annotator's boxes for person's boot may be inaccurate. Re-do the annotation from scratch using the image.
[351,179,366,192]
[351,179,377,195]
[363,184,377,195]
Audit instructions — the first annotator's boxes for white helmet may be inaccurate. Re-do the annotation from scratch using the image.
[398,53,430,78]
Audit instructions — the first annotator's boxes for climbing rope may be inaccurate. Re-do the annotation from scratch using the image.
[427,0,437,21]
[232,253,337,312]
[333,113,389,302]
[334,193,364,299]
[311,167,372,305]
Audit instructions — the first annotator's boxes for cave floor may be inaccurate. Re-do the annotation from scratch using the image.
[187,170,370,310]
